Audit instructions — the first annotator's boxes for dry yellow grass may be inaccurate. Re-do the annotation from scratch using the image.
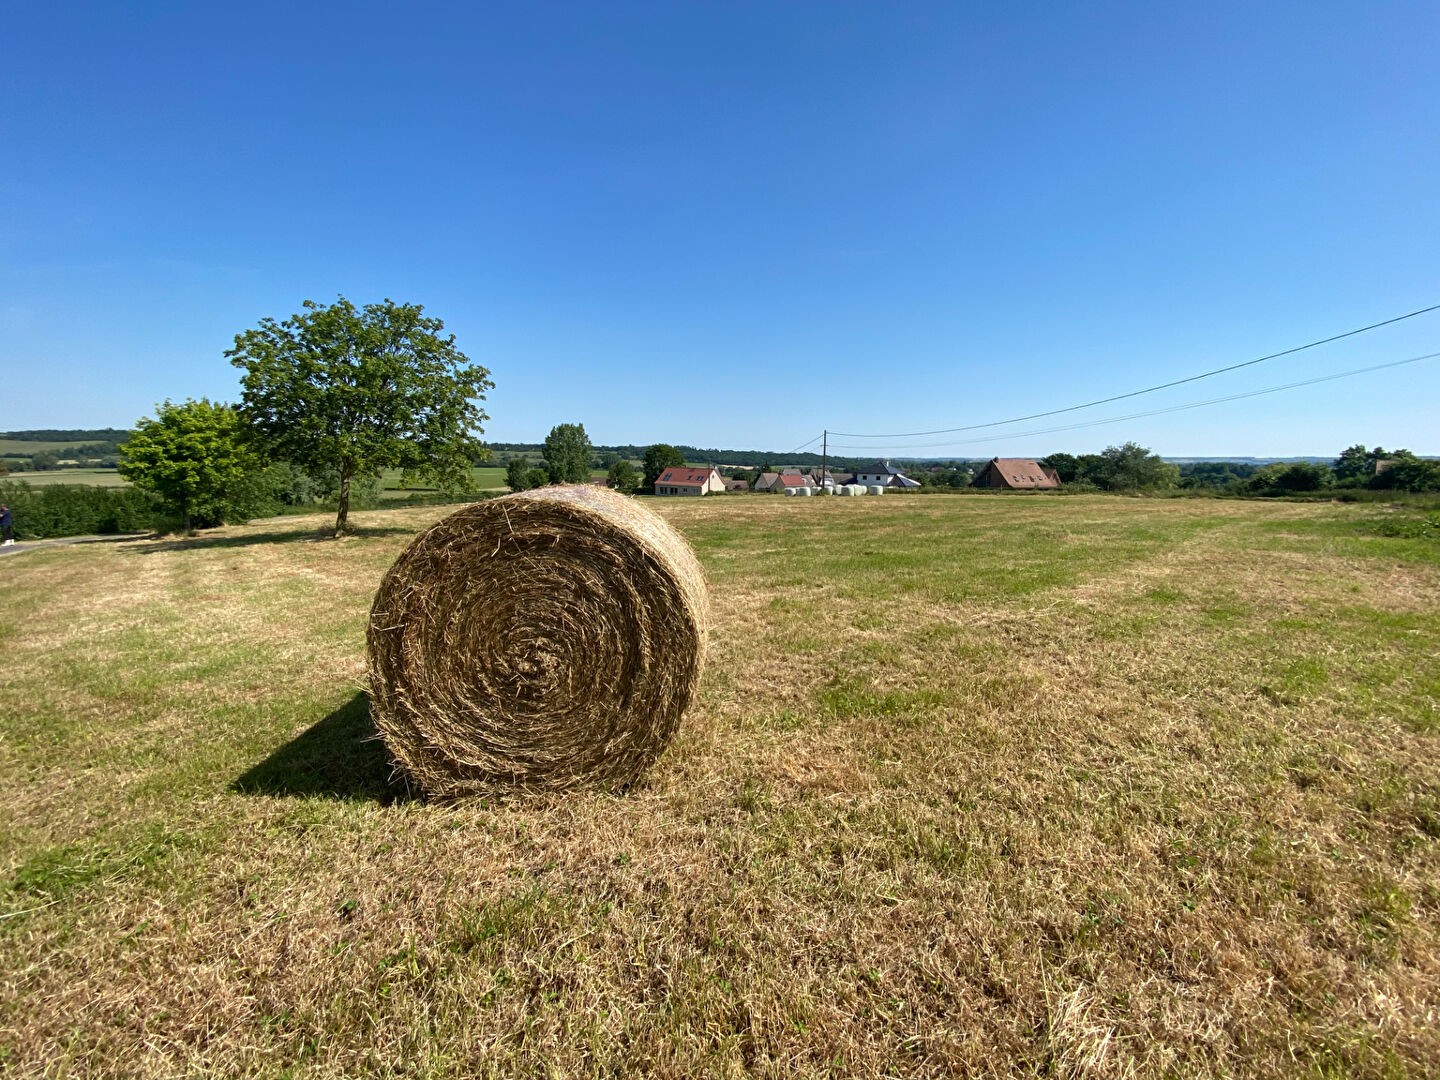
[0,495,1437,1078]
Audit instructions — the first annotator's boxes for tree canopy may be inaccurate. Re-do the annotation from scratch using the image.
[543,423,593,484]
[118,399,263,532]
[1088,443,1180,491]
[1370,452,1440,492]
[642,444,686,491]
[505,457,533,492]
[227,297,492,536]
[607,459,640,493]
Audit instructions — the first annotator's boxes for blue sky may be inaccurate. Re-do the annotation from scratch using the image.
[3,1,1437,457]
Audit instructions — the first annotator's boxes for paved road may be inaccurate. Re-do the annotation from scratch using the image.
[0,533,150,557]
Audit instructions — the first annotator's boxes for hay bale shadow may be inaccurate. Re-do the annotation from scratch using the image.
[130,525,412,555]
[232,692,414,804]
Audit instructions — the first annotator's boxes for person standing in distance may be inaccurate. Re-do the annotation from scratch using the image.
[0,504,13,545]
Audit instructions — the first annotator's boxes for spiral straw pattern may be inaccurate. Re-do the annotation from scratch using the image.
[367,485,708,797]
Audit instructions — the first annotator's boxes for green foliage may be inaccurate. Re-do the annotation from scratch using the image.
[0,428,130,444]
[919,467,973,489]
[642,444,686,491]
[542,423,593,484]
[30,450,59,471]
[1245,461,1334,495]
[0,480,161,539]
[228,296,493,536]
[505,458,532,492]
[1039,452,1079,483]
[1369,453,1440,493]
[118,399,266,530]
[607,459,640,494]
[1373,514,1440,540]
[1333,444,1383,485]
[525,468,550,490]
[1178,461,1261,489]
[1087,443,1180,491]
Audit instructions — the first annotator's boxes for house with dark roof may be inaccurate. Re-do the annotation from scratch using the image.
[852,461,920,488]
[655,466,726,496]
[971,458,1061,489]
[723,477,750,492]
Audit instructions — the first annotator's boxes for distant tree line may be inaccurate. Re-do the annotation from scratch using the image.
[0,428,131,443]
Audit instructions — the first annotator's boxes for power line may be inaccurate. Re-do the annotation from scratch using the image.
[784,432,824,456]
[825,349,1440,452]
[830,302,1440,440]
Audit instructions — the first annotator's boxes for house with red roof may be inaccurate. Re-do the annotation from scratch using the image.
[655,466,727,496]
[971,458,1061,489]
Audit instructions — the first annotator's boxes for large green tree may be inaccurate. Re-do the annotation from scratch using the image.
[506,457,533,492]
[1333,444,1374,484]
[607,459,640,493]
[1090,442,1180,491]
[543,423,593,484]
[228,297,492,536]
[643,444,686,492]
[118,399,263,532]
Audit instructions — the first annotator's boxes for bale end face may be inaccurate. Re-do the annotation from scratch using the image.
[367,486,708,798]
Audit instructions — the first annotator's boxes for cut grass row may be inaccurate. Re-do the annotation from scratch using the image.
[0,495,1436,1077]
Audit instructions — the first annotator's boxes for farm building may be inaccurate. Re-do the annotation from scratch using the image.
[655,466,727,496]
[755,471,815,493]
[723,477,750,492]
[852,461,920,488]
[971,458,1061,489]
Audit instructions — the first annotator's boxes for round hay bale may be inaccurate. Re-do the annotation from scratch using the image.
[367,485,708,798]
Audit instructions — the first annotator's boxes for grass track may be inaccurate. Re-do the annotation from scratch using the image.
[0,495,1437,1077]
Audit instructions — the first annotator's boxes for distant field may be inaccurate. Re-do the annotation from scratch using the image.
[3,468,130,488]
[1,496,1436,1076]
[0,439,105,455]
[379,465,509,497]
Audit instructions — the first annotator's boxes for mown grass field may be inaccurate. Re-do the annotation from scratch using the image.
[1,468,131,488]
[0,440,105,456]
[1,495,1436,1077]
[378,466,510,498]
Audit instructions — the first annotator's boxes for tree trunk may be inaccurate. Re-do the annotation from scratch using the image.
[334,467,351,538]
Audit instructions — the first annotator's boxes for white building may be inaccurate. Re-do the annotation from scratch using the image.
[852,461,920,488]
[655,466,727,496]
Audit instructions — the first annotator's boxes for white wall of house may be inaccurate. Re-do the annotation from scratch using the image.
[656,469,726,496]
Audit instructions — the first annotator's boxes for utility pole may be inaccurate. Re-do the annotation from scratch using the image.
[821,430,827,495]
